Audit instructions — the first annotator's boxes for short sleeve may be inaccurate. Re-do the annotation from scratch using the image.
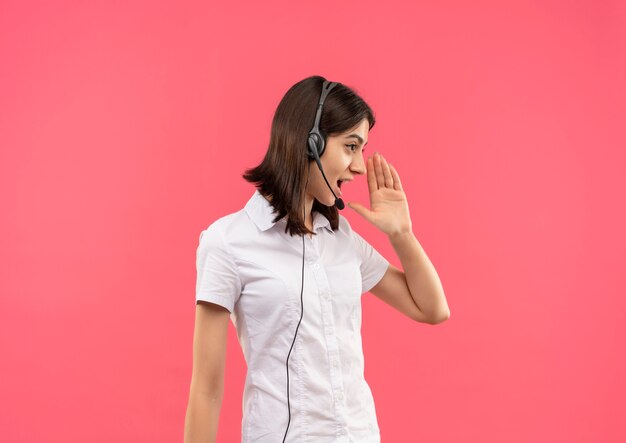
[195,222,242,312]
[350,228,390,294]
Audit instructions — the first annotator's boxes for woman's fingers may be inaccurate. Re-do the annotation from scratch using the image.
[367,156,378,191]
[380,154,394,188]
[368,152,401,192]
[388,163,403,191]
[374,152,394,189]
[373,152,386,188]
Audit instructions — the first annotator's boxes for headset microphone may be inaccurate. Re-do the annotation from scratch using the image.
[308,138,345,210]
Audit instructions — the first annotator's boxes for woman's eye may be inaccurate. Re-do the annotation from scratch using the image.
[346,144,358,152]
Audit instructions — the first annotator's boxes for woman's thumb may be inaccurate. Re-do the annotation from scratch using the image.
[347,202,372,222]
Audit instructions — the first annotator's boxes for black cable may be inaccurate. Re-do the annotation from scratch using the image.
[282,163,310,442]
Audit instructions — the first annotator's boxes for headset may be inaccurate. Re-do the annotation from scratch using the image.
[282,80,344,442]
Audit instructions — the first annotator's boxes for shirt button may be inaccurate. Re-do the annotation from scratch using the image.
[313,263,320,270]
[337,392,344,401]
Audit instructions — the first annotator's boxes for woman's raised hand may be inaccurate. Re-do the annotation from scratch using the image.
[348,152,412,237]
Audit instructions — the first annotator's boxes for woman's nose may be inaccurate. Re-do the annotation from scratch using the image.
[350,153,366,175]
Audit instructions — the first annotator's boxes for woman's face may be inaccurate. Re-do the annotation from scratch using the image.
[306,118,369,207]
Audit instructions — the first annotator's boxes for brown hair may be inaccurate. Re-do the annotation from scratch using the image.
[242,75,376,237]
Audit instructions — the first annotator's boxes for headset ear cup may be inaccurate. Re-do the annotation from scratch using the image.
[307,135,317,159]
[317,130,326,157]
[308,132,323,160]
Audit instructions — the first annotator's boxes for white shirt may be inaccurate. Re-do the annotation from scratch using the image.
[196,189,390,442]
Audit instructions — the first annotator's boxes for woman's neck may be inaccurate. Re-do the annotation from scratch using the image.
[262,191,315,232]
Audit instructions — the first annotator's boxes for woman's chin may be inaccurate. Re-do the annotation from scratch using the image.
[316,197,334,207]
[314,191,338,207]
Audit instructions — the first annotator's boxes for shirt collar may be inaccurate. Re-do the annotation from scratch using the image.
[245,190,333,234]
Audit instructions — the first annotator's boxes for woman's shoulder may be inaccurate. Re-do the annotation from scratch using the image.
[336,213,355,234]
[199,208,249,243]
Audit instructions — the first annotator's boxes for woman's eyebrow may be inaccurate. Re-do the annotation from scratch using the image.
[345,134,368,145]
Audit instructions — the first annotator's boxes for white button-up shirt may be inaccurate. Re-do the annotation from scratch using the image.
[196,190,390,442]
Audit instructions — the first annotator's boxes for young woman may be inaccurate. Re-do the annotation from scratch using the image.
[184,76,450,443]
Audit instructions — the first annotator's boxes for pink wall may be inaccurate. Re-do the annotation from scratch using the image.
[1,0,625,441]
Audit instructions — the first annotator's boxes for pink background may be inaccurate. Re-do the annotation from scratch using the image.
[1,1,625,441]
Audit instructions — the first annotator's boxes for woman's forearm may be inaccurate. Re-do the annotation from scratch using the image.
[184,389,224,443]
[388,231,449,321]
